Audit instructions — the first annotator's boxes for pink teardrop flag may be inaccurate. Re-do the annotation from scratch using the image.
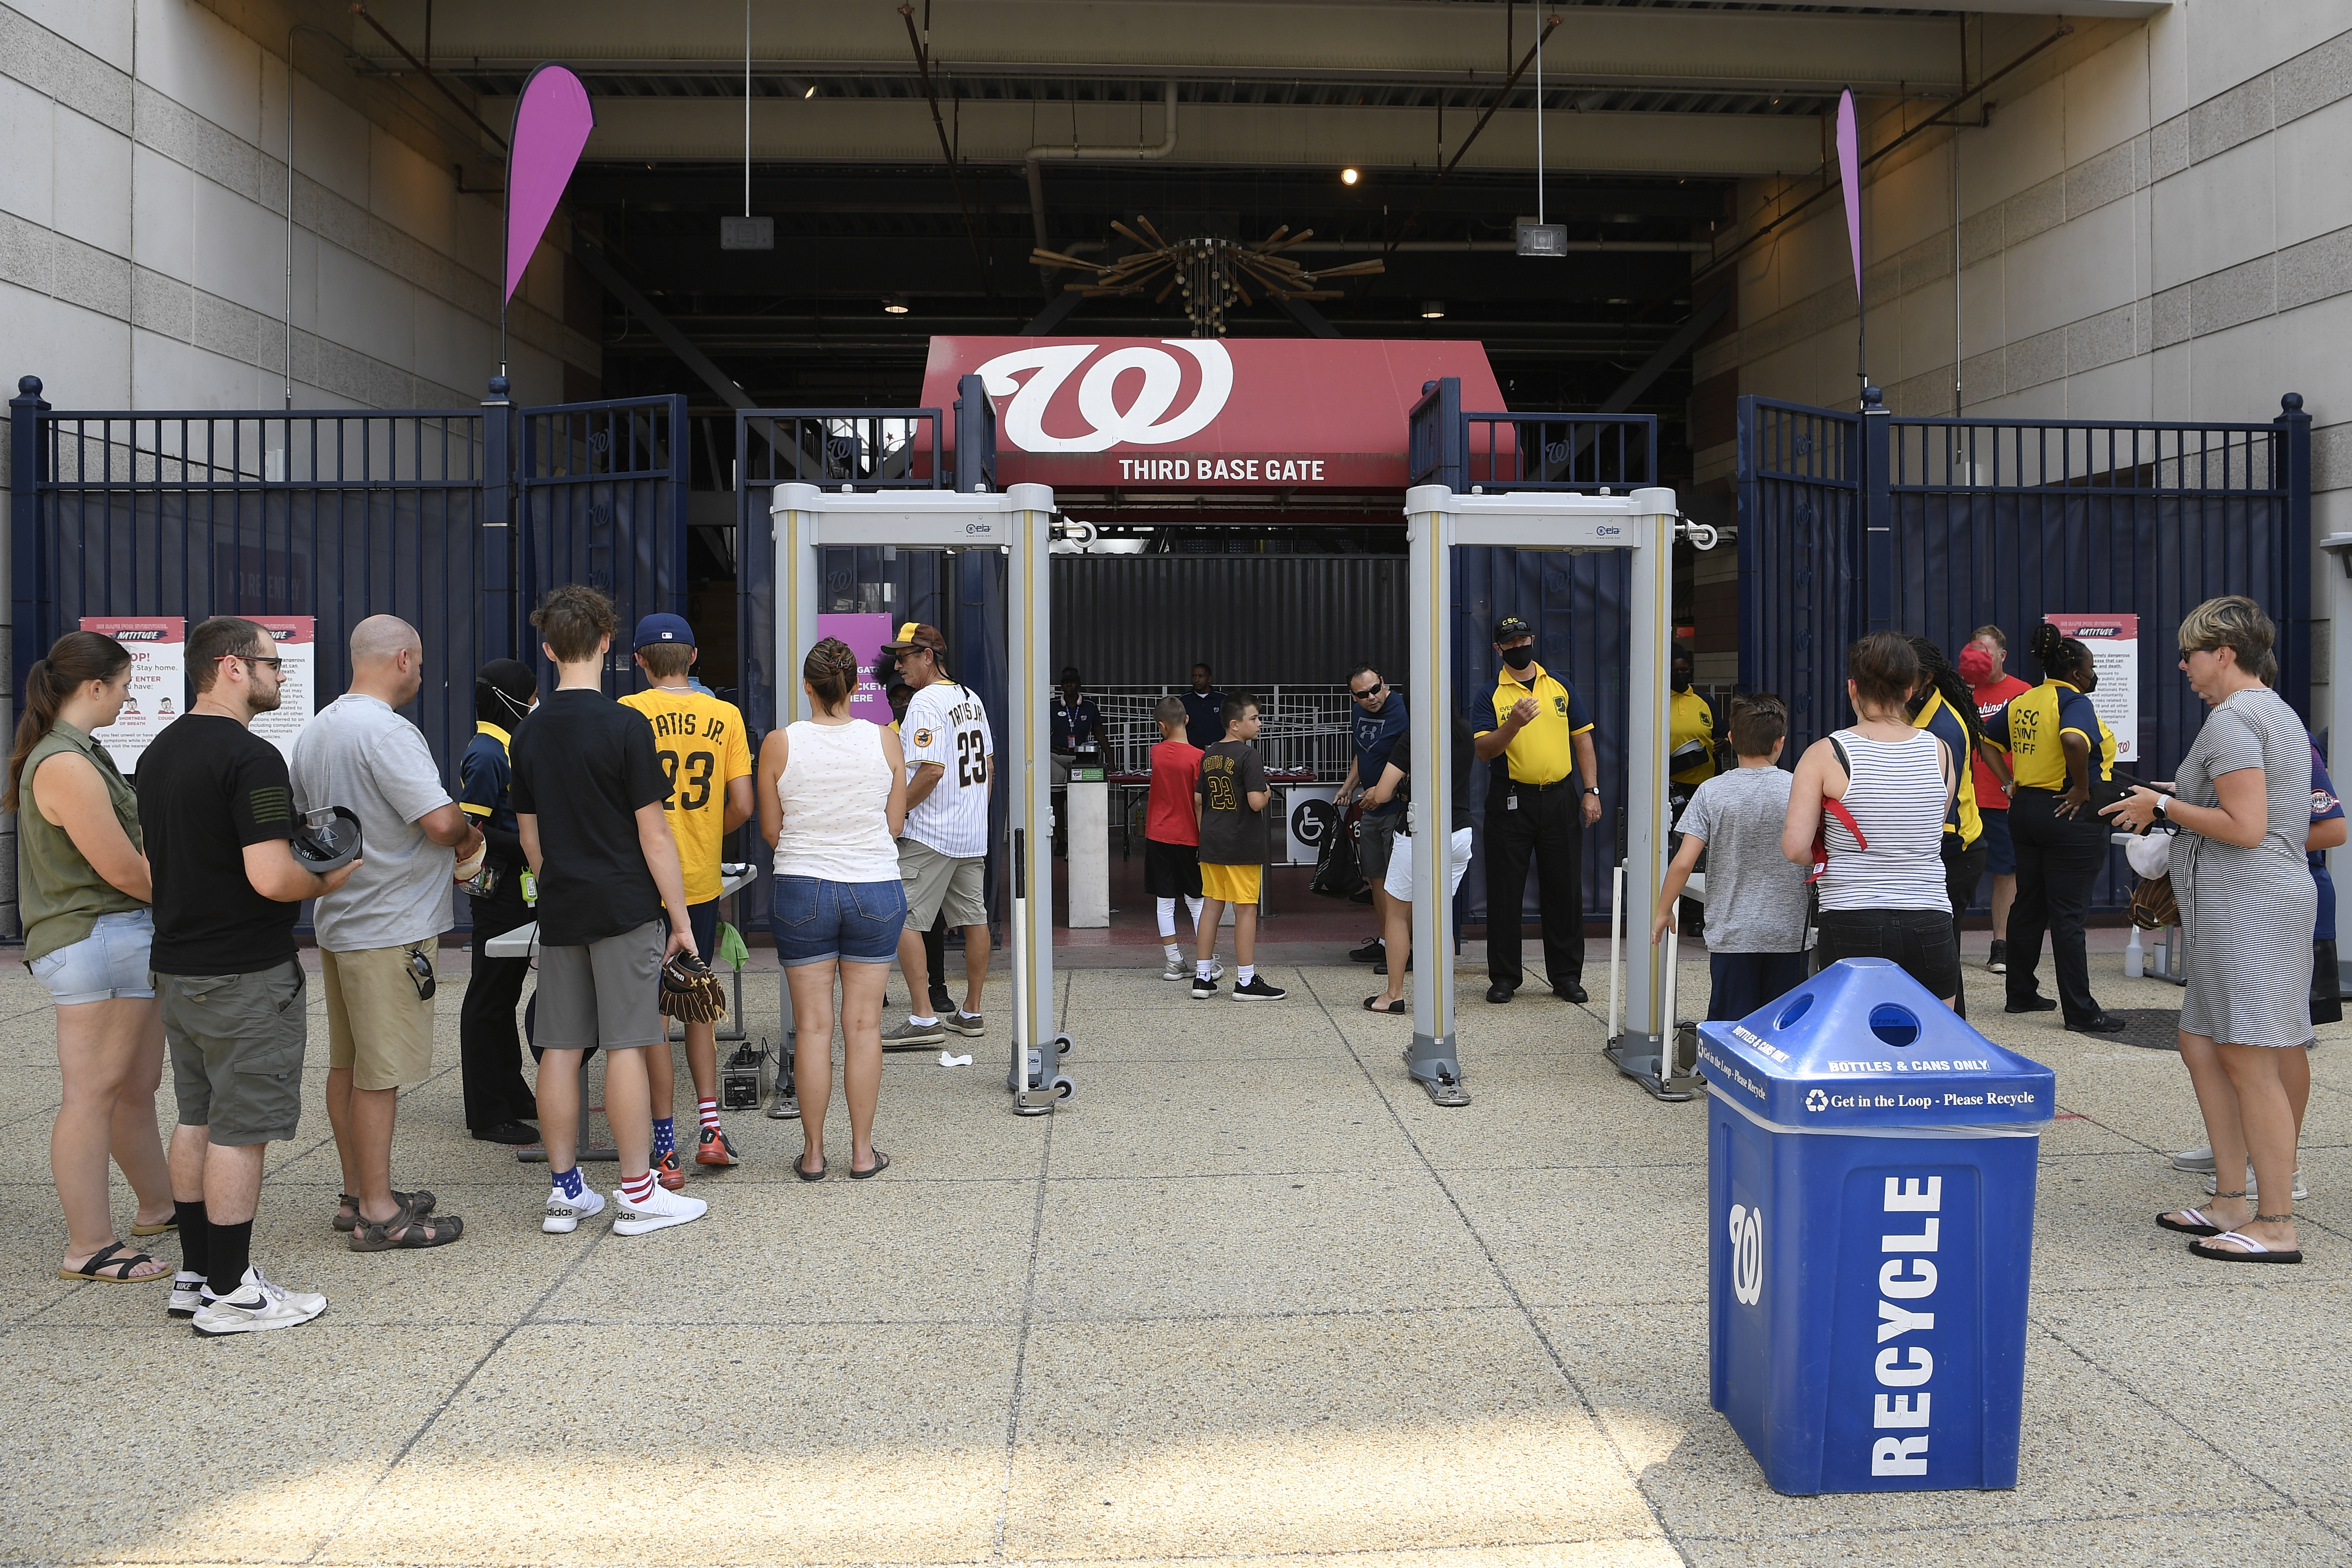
[504,65,596,305]
[1836,87,1862,300]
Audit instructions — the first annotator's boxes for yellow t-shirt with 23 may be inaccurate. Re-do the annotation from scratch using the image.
[619,685,754,904]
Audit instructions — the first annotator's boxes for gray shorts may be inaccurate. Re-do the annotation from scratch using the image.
[533,920,663,1053]
[900,836,989,930]
[1359,811,1402,881]
[160,962,308,1148]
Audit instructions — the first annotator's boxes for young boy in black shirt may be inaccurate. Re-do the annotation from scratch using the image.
[510,586,703,1237]
[1193,694,1287,1001]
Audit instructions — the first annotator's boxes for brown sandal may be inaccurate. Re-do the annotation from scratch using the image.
[348,1196,465,1251]
[59,1241,169,1282]
[334,1188,436,1233]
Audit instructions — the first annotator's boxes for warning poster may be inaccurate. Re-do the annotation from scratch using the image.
[79,617,184,772]
[2048,613,2139,763]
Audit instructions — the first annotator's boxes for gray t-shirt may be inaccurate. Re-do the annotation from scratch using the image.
[1678,764,1809,954]
[291,692,455,950]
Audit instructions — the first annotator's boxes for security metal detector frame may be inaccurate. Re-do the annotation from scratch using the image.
[771,480,1075,1114]
[1401,484,1700,1105]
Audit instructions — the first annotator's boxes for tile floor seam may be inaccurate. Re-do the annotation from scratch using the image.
[1292,965,1697,1568]
[2020,1311,2348,1541]
[1670,1497,2313,1547]
[992,1098,1055,1562]
[298,1205,621,1565]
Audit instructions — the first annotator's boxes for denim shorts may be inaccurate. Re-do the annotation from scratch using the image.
[773,875,908,968]
[28,908,156,1005]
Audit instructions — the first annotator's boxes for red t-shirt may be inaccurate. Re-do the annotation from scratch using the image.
[1146,738,1203,845]
[1971,674,2032,809]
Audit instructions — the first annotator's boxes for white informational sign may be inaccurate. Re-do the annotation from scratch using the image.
[80,617,184,773]
[244,616,316,765]
[2049,613,2138,764]
[1283,784,1340,866]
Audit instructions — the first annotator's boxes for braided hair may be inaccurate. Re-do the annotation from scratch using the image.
[2027,622,2093,686]
[802,637,861,713]
[1906,636,1983,752]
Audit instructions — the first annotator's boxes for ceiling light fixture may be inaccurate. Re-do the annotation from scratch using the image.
[1341,167,1361,185]
[882,294,910,314]
[1421,300,1447,319]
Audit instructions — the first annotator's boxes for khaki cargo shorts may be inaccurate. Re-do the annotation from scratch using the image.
[322,943,439,1091]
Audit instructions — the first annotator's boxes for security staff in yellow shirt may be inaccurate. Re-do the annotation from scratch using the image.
[1985,625,2126,1034]
[1473,615,1602,1005]
[1905,637,1988,1018]
[1669,646,1717,790]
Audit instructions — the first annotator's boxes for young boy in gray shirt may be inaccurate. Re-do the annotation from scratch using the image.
[1652,694,1811,1020]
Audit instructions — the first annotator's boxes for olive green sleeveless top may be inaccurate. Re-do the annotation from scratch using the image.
[17,721,144,963]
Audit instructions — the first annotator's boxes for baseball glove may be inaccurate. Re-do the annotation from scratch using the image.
[659,949,729,1024]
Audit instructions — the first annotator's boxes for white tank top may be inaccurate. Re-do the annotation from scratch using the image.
[1816,726,1952,914]
[773,718,900,884]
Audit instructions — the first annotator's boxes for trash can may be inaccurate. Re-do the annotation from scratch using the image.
[1700,957,2056,1495]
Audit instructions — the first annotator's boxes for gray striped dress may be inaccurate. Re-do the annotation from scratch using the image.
[2171,686,2317,1048]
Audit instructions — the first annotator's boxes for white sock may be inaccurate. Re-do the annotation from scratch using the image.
[1185,895,1205,932]
[1238,965,1255,985]
[1156,896,1178,938]
[1164,942,1184,964]
[959,1008,981,1020]
[908,1013,938,1027]
[1195,959,1212,981]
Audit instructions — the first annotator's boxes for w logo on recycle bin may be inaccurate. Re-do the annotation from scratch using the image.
[1727,1203,1764,1306]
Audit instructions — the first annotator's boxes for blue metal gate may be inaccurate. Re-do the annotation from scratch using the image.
[1737,389,2311,910]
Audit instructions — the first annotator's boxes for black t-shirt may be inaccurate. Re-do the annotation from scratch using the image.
[509,688,671,945]
[137,714,299,975]
[1382,716,1478,833]
[1195,739,1270,866]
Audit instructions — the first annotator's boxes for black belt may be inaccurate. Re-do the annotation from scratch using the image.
[1508,778,1576,794]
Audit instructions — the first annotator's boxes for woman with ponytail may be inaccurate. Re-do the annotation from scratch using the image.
[756,638,909,1179]
[1985,624,2127,1033]
[9,630,174,1281]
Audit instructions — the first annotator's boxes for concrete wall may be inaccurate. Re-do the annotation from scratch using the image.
[0,0,597,412]
[1692,2,2352,744]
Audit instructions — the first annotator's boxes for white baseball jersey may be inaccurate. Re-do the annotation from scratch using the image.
[901,680,995,858]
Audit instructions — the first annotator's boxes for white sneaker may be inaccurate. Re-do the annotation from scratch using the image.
[1161,956,1223,981]
[2172,1145,2216,1173]
[190,1267,327,1337]
[543,1184,607,1234]
[167,1272,205,1321]
[612,1183,707,1236]
[2207,1165,2307,1202]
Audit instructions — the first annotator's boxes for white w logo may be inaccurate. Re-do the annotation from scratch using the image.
[1728,1203,1764,1307]
[973,341,1234,453]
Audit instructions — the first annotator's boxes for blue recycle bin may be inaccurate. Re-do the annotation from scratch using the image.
[1700,958,2055,1495]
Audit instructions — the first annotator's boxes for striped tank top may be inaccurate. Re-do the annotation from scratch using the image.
[1816,726,1952,914]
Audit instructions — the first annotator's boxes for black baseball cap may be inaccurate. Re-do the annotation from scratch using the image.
[1493,615,1533,642]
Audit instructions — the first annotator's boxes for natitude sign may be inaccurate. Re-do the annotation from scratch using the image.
[921,337,1507,490]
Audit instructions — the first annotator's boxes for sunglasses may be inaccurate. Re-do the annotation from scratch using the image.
[404,947,436,1002]
[218,652,285,670]
[1351,682,1385,703]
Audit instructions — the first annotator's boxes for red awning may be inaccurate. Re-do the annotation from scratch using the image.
[920,337,1507,491]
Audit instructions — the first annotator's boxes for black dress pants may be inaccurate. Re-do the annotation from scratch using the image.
[2006,787,2107,1025]
[459,883,540,1130]
[1484,779,1585,992]
[1941,832,1989,1021]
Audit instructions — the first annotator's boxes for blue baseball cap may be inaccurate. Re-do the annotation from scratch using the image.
[633,613,696,651]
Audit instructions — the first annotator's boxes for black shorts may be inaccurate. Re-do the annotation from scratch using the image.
[1144,838,1203,900]
[1813,907,1962,1002]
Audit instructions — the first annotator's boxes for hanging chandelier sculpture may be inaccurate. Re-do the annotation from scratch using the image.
[1031,216,1385,337]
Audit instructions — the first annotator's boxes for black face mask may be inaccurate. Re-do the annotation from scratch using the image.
[1500,644,1535,671]
[1672,672,1692,693]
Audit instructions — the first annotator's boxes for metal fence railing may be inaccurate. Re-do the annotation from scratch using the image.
[1082,684,1394,781]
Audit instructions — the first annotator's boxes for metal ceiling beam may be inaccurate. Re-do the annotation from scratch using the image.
[491,97,1827,177]
[359,0,1961,92]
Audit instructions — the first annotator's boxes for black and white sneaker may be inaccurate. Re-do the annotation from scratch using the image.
[1190,974,1220,999]
[1348,938,1385,964]
[1232,976,1288,1002]
[167,1271,205,1320]
[1986,939,2008,974]
[190,1267,327,1337]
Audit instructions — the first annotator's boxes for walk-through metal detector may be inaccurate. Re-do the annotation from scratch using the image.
[771,480,1076,1114]
[1402,484,1700,1105]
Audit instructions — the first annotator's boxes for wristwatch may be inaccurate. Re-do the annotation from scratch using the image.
[2151,793,2170,820]
[1584,786,1601,797]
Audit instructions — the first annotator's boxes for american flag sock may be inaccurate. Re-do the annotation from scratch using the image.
[698,1098,722,1134]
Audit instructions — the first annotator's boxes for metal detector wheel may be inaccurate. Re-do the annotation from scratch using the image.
[1403,1049,1471,1108]
[1054,1033,1073,1057]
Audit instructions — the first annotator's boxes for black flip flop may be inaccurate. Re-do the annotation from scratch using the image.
[2189,1231,2302,1264]
[58,1241,164,1282]
[849,1151,892,1180]
[796,1158,827,1182]
[2156,1207,2225,1237]
[1362,996,1407,1014]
